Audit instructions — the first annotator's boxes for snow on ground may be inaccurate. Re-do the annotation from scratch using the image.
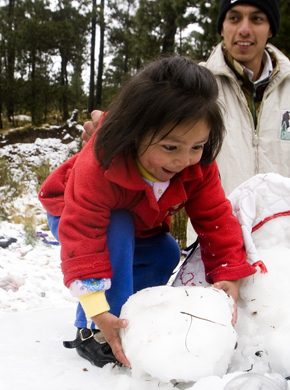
[1,219,288,390]
[1,136,290,389]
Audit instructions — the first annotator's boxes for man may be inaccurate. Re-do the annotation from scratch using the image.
[204,0,290,195]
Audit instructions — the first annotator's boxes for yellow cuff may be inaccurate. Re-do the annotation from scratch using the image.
[78,291,110,318]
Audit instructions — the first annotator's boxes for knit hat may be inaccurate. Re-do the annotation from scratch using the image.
[217,0,280,37]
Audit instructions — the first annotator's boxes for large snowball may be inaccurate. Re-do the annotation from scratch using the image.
[120,285,237,383]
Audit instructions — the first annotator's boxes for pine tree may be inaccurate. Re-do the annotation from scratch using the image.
[271,0,290,58]
[51,0,90,121]
[96,0,105,109]
[17,0,53,125]
[88,0,97,114]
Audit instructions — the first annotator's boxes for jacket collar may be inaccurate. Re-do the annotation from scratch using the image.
[205,42,290,83]
[223,44,277,84]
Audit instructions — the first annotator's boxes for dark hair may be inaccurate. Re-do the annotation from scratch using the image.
[94,56,225,169]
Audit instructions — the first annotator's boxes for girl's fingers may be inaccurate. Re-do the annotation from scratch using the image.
[111,339,131,368]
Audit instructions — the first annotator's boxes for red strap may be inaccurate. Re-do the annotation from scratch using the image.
[252,260,268,274]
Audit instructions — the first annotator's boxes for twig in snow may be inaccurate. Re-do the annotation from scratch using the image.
[180,311,226,327]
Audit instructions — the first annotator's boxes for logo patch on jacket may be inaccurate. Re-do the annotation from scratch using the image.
[280,110,290,140]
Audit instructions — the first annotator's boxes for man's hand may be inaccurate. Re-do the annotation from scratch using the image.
[82,110,103,147]
[91,311,130,368]
[213,279,240,326]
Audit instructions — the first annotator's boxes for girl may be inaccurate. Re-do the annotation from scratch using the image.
[39,56,256,369]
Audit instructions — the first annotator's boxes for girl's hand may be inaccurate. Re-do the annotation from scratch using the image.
[91,311,130,368]
[82,110,103,147]
[213,279,240,326]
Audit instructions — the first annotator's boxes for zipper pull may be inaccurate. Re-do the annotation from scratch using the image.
[253,134,259,146]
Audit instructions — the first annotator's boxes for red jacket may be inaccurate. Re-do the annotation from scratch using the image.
[39,139,256,287]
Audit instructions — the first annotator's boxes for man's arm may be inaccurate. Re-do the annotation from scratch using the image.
[82,110,103,146]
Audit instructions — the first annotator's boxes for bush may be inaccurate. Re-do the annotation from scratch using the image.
[31,159,51,193]
[0,157,22,199]
[23,217,38,247]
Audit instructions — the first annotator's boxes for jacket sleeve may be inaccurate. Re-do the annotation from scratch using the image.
[38,153,79,216]
[38,120,105,216]
[58,146,117,287]
[185,161,256,283]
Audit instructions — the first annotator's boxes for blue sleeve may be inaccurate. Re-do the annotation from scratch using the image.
[47,213,60,243]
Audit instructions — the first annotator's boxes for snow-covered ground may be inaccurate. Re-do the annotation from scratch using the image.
[1,134,290,389]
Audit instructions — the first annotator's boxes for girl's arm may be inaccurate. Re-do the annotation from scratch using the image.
[185,162,256,283]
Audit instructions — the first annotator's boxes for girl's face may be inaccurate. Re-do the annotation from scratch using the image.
[137,119,210,182]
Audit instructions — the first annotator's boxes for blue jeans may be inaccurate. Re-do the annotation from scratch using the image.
[47,210,180,328]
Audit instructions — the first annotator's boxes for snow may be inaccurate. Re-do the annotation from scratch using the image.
[14,115,31,121]
[1,136,290,389]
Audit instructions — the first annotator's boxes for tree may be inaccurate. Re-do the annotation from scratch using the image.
[271,0,290,58]
[96,0,105,109]
[100,0,138,106]
[134,0,164,63]
[17,0,53,125]
[70,56,87,112]
[135,0,198,55]
[194,0,220,60]
[107,0,137,75]
[51,0,90,121]
[104,0,198,93]
[2,0,18,123]
[158,0,196,54]
[172,1,221,61]
[88,0,97,113]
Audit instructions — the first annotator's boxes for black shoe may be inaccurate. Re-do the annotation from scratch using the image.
[63,328,118,367]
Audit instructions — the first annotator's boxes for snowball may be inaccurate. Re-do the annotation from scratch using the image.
[120,285,237,383]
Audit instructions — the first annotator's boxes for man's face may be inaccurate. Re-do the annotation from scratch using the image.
[221,5,272,80]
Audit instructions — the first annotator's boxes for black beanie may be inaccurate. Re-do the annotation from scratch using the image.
[217,0,280,37]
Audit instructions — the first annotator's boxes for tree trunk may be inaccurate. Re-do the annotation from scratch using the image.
[30,49,36,126]
[60,52,69,121]
[88,0,97,114]
[0,44,3,129]
[161,13,177,54]
[7,0,15,123]
[96,0,105,109]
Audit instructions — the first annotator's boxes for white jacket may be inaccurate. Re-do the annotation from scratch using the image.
[203,43,290,195]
